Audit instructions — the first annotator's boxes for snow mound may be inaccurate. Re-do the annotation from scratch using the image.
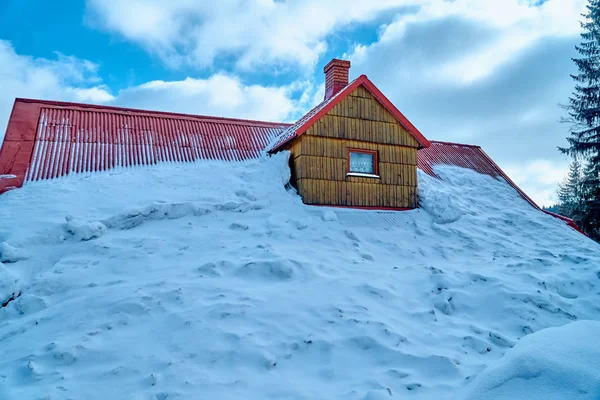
[322,210,338,222]
[65,216,108,241]
[0,242,28,263]
[0,153,598,399]
[463,320,600,399]
[0,262,20,306]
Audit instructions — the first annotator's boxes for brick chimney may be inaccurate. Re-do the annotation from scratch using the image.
[324,59,351,101]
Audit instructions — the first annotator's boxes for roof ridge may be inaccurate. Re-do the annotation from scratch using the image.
[15,98,292,128]
[429,140,482,148]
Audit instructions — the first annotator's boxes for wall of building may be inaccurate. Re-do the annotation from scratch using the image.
[284,85,419,208]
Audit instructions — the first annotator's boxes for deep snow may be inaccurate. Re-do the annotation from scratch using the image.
[0,152,599,399]
[463,320,600,399]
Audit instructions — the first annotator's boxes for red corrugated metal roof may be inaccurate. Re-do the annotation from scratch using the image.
[0,98,290,193]
[418,141,584,235]
[268,75,430,152]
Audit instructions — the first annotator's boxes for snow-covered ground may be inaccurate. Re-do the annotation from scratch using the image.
[0,152,599,399]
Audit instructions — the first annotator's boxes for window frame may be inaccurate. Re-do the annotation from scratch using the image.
[346,148,380,178]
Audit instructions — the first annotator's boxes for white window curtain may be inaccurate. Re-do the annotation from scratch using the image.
[349,152,374,173]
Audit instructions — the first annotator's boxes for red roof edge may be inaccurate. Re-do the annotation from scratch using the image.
[429,140,482,149]
[14,98,292,128]
[289,75,430,149]
[542,210,587,236]
[311,204,412,212]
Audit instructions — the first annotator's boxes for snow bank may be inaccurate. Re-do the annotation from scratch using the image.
[0,262,20,306]
[65,216,108,241]
[0,242,27,263]
[463,320,600,399]
[0,154,598,399]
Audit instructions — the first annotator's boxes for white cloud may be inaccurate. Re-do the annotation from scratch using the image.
[427,0,585,84]
[85,0,428,71]
[504,159,569,206]
[0,40,114,142]
[85,0,586,75]
[353,0,586,86]
[112,75,308,122]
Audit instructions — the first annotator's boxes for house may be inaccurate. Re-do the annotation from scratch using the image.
[0,58,581,232]
[269,59,430,209]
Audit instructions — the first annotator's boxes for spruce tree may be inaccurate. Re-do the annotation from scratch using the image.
[561,0,600,241]
[557,158,585,226]
[581,160,600,239]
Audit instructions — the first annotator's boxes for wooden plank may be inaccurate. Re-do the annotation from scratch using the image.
[316,179,322,204]
[394,186,401,208]
[373,184,378,207]
[302,179,309,204]
[347,182,354,206]
[296,179,305,203]
[327,181,333,205]
[358,182,364,207]
[385,184,391,208]
[297,155,345,181]
[306,115,420,148]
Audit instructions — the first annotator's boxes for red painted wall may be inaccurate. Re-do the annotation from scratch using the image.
[0,101,41,193]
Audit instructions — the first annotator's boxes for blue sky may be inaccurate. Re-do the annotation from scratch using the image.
[0,0,587,205]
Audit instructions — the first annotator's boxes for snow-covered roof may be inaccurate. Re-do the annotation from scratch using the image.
[0,98,583,234]
[418,141,583,234]
[0,98,290,193]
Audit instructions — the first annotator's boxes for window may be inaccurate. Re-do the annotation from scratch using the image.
[347,148,379,177]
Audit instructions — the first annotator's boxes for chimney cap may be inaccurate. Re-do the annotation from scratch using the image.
[324,58,351,73]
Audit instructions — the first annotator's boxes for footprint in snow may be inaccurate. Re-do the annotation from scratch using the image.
[344,230,360,242]
[488,331,515,348]
[197,262,221,277]
[406,383,422,391]
[235,190,257,201]
[362,389,393,399]
[386,368,409,379]
[462,335,491,354]
[229,222,249,231]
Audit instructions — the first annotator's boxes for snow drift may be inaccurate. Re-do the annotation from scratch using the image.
[463,320,600,400]
[0,152,598,399]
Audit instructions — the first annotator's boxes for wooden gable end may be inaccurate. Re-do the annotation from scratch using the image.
[305,85,419,148]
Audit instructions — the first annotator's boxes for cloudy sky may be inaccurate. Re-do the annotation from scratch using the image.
[0,0,588,205]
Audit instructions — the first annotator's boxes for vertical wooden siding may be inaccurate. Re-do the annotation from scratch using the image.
[289,85,419,208]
